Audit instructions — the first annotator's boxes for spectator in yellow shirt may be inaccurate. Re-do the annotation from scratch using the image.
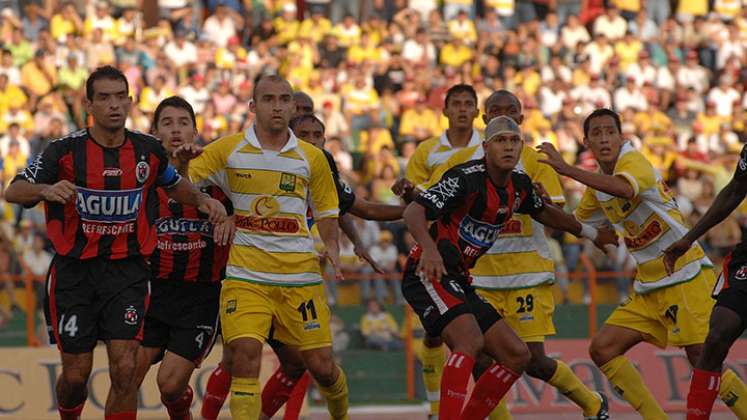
[342,74,380,132]
[20,50,57,100]
[50,2,83,42]
[399,99,440,142]
[696,101,726,135]
[0,106,33,137]
[84,1,116,41]
[299,10,332,44]
[58,54,87,91]
[360,299,403,351]
[348,32,387,65]
[614,32,643,72]
[332,14,362,48]
[1,140,28,187]
[447,10,478,44]
[439,37,473,68]
[0,74,27,116]
[215,36,247,70]
[138,75,173,114]
[273,3,299,46]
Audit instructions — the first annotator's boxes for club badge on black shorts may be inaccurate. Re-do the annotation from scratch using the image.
[124,305,139,326]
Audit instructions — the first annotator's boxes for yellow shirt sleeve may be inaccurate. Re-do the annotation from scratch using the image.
[361,316,371,336]
[305,143,339,220]
[574,187,605,224]
[523,146,565,205]
[614,150,657,197]
[404,139,435,188]
[189,133,242,189]
[423,146,477,189]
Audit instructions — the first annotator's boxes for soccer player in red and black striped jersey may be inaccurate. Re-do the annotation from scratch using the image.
[4,67,227,420]
[402,116,617,420]
[130,96,234,420]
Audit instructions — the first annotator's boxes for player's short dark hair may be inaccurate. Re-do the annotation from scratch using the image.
[253,74,291,101]
[86,65,129,101]
[484,89,522,112]
[289,113,325,132]
[444,84,478,108]
[152,96,197,131]
[583,108,622,138]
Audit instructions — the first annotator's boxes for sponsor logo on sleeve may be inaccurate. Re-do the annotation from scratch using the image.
[422,176,460,209]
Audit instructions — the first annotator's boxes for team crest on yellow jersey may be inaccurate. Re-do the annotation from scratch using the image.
[279,173,297,192]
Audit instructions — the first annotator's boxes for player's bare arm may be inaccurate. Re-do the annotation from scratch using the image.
[5,179,77,206]
[531,204,618,251]
[317,217,344,280]
[166,178,227,224]
[403,202,446,282]
[339,213,384,274]
[664,176,747,273]
[349,198,406,221]
[536,142,635,199]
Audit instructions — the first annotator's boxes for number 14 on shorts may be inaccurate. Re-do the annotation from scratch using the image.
[59,314,79,337]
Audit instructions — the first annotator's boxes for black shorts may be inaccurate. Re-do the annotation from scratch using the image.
[141,280,221,366]
[714,253,747,325]
[44,255,151,354]
[401,257,501,338]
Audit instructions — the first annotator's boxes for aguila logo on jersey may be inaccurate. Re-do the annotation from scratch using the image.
[458,216,501,248]
[124,305,138,326]
[156,217,213,236]
[136,161,150,183]
[76,187,143,222]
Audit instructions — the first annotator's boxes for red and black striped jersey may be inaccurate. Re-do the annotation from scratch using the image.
[413,159,545,274]
[150,186,233,283]
[12,129,181,260]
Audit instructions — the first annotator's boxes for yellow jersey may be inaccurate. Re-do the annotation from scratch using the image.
[405,129,482,190]
[575,142,711,294]
[189,126,339,286]
[426,144,566,289]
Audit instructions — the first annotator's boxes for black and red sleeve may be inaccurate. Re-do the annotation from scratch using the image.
[415,167,468,220]
[514,172,546,216]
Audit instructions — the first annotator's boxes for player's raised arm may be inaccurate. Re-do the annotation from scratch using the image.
[536,141,635,199]
[5,142,70,206]
[664,151,747,273]
[348,198,406,221]
[531,203,618,252]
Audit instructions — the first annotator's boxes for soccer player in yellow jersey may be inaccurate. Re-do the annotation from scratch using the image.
[537,108,747,420]
[187,76,349,420]
[391,84,482,419]
[425,91,609,420]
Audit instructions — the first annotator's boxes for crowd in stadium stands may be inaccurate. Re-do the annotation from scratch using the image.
[0,0,746,336]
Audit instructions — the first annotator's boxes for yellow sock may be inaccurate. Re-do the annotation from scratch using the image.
[600,356,667,420]
[421,344,446,416]
[548,360,601,416]
[229,376,261,419]
[488,398,512,420]
[720,368,747,418]
[318,366,349,420]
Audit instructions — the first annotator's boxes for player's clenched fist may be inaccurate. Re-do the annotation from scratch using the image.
[172,143,203,164]
[41,180,77,204]
[391,178,416,197]
[593,226,619,251]
[663,238,692,275]
[417,245,447,283]
[197,194,227,224]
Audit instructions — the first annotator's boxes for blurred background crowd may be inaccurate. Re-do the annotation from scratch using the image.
[0,0,746,342]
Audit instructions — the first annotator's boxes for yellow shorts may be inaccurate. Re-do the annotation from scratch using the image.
[477,284,556,342]
[219,280,332,351]
[605,268,716,349]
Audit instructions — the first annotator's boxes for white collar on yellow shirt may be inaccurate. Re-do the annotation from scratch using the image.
[244,124,299,153]
[438,128,482,149]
